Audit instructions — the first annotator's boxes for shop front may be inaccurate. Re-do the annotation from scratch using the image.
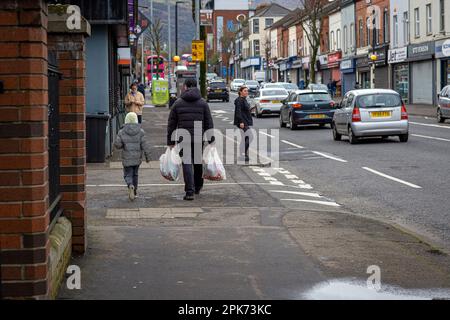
[340,58,355,94]
[302,56,310,84]
[318,54,329,84]
[291,58,303,87]
[356,57,370,89]
[328,51,342,96]
[388,47,409,103]
[371,46,389,89]
[407,41,436,105]
[435,38,450,90]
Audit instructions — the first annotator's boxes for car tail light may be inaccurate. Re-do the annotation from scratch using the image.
[207,87,211,91]
[401,103,408,120]
[352,107,361,122]
[293,103,303,109]
[260,100,270,103]
[330,101,335,108]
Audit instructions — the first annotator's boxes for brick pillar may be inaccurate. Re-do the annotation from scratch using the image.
[0,0,50,299]
[47,5,91,255]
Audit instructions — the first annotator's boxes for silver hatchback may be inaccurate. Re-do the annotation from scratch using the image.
[332,89,409,144]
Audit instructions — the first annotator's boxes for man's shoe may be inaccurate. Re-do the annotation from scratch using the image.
[128,185,135,201]
[183,194,194,201]
[194,187,203,195]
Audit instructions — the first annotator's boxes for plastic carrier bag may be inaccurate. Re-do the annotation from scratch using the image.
[202,145,226,181]
[160,147,182,181]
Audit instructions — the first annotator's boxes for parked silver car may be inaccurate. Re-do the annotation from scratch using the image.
[332,89,409,144]
[252,88,289,118]
[437,85,450,123]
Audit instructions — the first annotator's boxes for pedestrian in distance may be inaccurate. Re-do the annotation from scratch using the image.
[114,112,151,201]
[137,81,146,100]
[167,79,215,201]
[234,86,254,163]
[125,83,145,124]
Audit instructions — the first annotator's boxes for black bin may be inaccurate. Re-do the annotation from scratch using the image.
[86,113,110,163]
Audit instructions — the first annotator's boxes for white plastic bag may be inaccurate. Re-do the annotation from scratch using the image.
[202,145,226,181]
[160,147,182,181]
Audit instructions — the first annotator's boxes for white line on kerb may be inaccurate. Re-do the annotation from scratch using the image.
[281,140,304,149]
[260,131,275,138]
[362,167,422,189]
[312,151,348,163]
[281,199,341,207]
[412,134,450,142]
[269,190,322,198]
[410,121,450,129]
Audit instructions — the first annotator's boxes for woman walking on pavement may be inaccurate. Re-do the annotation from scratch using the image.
[234,86,254,163]
[125,83,145,124]
[114,112,151,201]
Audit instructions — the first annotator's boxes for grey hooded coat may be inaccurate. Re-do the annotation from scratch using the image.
[114,124,151,167]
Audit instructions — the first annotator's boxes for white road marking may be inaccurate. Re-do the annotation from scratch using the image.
[270,181,284,186]
[212,110,227,114]
[291,180,306,184]
[281,199,341,207]
[410,121,450,129]
[285,175,299,179]
[281,140,304,149]
[269,190,322,198]
[260,131,275,138]
[257,172,271,176]
[312,151,348,163]
[362,167,422,189]
[264,177,278,181]
[297,184,313,189]
[412,134,450,142]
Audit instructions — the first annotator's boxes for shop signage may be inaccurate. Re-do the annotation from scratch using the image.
[318,55,328,66]
[340,59,354,70]
[408,41,435,58]
[356,56,369,68]
[240,58,260,69]
[200,10,213,26]
[302,56,310,69]
[388,47,408,63]
[292,59,302,69]
[279,63,287,71]
[435,38,450,58]
[369,48,387,66]
[328,52,342,68]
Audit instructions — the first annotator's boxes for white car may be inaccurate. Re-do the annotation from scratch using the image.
[261,83,284,90]
[230,79,246,91]
[252,88,289,118]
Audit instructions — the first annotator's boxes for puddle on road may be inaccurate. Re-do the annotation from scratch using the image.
[302,279,450,300]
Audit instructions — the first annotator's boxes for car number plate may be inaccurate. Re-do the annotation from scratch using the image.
[215,90,222,93]
[310,114,326,119]
[272,100,280,104]
[371,111,392,118]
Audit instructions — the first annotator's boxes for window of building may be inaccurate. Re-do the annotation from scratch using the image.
[366,17,371,46]
[253,19,260,34]
[393,15,398,47]
[254,39,260,57]
[265,18,274,28]
[384,10,389,43]
[350,23,354,50]
[330,30,335,51]
[403,11,409,44]
[440,0,445,33]
[414,8,420,38]
[426,4,432,35]
[344,25,348,53]
[359,19,363,47]
[336,29,341,50]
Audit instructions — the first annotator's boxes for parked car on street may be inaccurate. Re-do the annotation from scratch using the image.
[230,79,246,91]
[261,83,284,90]
[207,72,218,82]
[207,81,229,102]
[331,89,409,144]
[252,88,289,118]
[278,82,299,94]
[245,80,260,97]
[280,90,336,130]
[437,85,450,123]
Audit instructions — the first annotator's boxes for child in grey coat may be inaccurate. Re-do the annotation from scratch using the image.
[114,112,151,201]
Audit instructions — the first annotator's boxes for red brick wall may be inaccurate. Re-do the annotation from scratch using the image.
[356,0,390,48]
[213,10,248,62]
[282,28,289,58]
[0,0,50,299]
[320,16,330,53]
[47,33,87,255]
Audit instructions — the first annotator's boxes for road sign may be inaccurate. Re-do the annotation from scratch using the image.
[200,9,213,26]
[192,40,205,62]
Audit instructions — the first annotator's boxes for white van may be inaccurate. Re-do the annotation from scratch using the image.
[254,71,266,83]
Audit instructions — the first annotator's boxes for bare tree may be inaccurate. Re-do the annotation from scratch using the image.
[264,34,272,81]
[298,0,329,84]
[146,17,164,80]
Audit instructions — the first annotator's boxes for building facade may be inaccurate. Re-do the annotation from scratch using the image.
[340,0,357,94]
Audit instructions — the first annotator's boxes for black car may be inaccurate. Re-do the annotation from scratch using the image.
[245,80,260,97]
[207,81,229,102]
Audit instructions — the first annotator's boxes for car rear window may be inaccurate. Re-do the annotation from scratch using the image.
[262,90,287,97]
[210,82,226,88]
[246,81,258,85]
[297,93,331,102]
[283,84,298,90]
[356,94,402,108]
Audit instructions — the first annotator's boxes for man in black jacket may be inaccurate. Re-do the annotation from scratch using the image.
[167,79,214,201]
[234,86,254,162]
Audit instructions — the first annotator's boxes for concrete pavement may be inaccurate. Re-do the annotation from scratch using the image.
[58,95,450,299]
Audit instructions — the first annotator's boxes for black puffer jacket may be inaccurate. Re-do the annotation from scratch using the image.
[234,96,253,128]
[167,88,214,145]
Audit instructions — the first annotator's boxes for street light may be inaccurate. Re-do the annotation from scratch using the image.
[175,1,187,56]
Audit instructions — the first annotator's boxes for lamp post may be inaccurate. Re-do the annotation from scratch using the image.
[175,1,186,57]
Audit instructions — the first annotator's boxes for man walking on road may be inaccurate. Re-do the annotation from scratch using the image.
[167,79,214,201]
[234,86,254,163]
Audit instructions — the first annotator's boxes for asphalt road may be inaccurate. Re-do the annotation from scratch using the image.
[212,92,450,253]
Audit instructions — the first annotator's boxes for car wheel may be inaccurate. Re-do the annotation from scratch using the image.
[256,107,262,118]
[289,114,296,130]
[348,126,358,144]
[399,133,409,143]
[319,123,326,128]
[437,109,446,123]
[280,114,286,128]
[332,122,341,141]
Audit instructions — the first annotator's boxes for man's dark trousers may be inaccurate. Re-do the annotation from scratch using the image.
[124,165,139,194]
[181,142,204,195]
